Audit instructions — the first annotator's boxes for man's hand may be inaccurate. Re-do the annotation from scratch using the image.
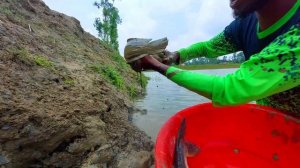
[128,50,180,74]
[129,55,170,75]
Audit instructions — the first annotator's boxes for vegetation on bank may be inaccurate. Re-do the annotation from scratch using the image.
[89,57,148,99]
[90,64,125,89]
[0,1,154,166]
[34,55,54,68]
[11,48,55,69]
[63,78,76,86]
[5,1,148,99]
[92,1,149,98]
[10,46,148,99]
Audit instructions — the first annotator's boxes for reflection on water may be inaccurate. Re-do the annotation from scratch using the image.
[133,69,237,141]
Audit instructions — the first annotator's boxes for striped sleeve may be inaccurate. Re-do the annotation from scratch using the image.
[167,24,300,106]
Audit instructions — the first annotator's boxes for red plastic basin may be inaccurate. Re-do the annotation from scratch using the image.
[155,103,300,168]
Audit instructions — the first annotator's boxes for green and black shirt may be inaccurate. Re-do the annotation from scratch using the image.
[167,0,300,117]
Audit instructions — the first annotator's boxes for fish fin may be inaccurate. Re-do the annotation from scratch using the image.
[184,141,200,157]
[177,118,186,140]
[173,118,187,168]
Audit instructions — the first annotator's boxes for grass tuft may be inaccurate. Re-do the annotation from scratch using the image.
[0,7,13,16]
[139,73,149,89]
[90,64,125,90]
[11,48,35,66]
[63,79,75,86]
[127,85,138,98]
[34,55,54,68]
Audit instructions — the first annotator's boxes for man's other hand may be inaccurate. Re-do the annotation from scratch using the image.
[162,50,180,65]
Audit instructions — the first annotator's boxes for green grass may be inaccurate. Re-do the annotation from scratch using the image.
[11,48,55,69]
[110,52,130,71]
[89,64,147,98]
[90,64,125,90]
[63,79,75,86]
[177,64,241,70]
[14,13,25,23]
[0,7,13,16]
[99,40,114,52]
[102,66,125,89]
[11,48,35,66]
[127,85,138,98]
[34,55,54,68]
[139,73,149,89]
[0,7,25,23]
[89,64,102,73]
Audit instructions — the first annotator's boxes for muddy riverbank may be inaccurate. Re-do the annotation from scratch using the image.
[0,0,153,167]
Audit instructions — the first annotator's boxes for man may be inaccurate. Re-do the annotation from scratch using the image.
[132,0,300,117]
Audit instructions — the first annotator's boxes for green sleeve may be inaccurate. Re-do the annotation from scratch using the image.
[178,32,238,63]
[167,24,300,106]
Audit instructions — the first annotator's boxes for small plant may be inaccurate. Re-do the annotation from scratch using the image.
[111,52,128,70]
[127,85,138,98]
[11,48,56,70]
[90,64,125,90]
[34,55,54,68]
[89,63,149,97]
[0,7,25,24]
[0,7,13,16]
[139,73,149,89]
[11,48,35,66]
[89,64,102,73]
[14,13,25,23]
[102,66,125,90]
[63,79,75,86]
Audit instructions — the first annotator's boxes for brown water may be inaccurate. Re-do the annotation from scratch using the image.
[133,69,237,141]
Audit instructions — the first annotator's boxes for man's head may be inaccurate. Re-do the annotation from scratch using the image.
[230,0,270,18]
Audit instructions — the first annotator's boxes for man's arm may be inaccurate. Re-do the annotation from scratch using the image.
[165,19,243,64]
[153,23,300,106]
[178,32,239,63]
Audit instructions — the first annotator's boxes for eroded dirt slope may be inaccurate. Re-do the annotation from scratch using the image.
[0,0,153,167]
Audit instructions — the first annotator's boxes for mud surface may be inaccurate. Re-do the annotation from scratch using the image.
[0,0,153,167]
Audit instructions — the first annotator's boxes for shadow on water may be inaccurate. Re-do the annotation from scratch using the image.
[133,69,237,141]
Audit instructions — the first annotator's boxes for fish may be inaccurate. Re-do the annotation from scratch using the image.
[173,118,200,168]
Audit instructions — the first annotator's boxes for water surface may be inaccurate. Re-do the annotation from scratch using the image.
[133,69,237,141]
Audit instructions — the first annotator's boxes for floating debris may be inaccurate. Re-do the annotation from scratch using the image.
[273,153,279,161]
[233,148,240,154]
